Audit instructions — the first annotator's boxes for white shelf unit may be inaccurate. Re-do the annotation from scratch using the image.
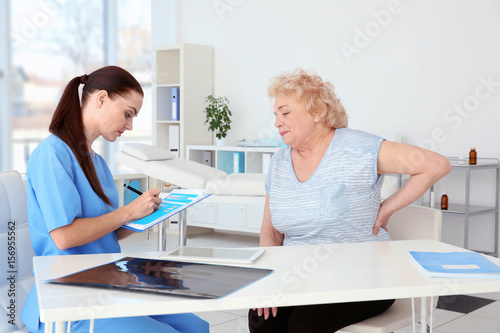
[186,145,281,233]
[186,145,280,174]
[153,43,213,158]
[430,158,499,256]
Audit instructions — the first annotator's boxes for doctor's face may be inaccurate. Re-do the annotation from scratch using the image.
[98,90,143,142]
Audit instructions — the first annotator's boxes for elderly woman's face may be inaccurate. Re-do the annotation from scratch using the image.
[274,94,317,147]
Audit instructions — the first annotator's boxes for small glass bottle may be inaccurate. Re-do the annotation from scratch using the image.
[469,148,477,165]
[440,191,448,210]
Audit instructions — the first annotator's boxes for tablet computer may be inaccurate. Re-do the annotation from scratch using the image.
[160,246,266,264]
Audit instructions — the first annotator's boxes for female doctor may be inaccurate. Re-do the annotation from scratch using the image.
[20,66,209,333]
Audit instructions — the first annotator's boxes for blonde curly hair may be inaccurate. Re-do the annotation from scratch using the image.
[268,68,348,129]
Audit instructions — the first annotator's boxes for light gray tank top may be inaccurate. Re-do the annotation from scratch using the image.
[266,128,391,246]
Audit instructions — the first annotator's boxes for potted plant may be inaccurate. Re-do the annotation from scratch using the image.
[204,95,232,145]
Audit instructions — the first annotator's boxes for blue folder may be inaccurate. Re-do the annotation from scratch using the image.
[409,251,500,278]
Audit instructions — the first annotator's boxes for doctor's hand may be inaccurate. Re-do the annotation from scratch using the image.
[124,188,162,221]
[252,307,278,320]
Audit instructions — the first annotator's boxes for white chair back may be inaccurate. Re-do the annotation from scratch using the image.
[343,205,442,333]
[0,170,35,332]
[387,205,442,241]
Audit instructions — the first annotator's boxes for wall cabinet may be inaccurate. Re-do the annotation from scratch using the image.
[187,195,265,234]
[153,43,213,158]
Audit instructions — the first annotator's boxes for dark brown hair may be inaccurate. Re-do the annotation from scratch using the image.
[49,66,144,205]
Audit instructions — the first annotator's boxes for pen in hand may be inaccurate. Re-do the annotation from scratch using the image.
[123,183,143,196]
[124,184,162,211]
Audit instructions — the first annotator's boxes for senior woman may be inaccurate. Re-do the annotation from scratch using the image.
[248,69,451,333]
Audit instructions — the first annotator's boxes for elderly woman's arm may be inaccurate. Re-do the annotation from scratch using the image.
[255,195,281,319]
[373,141,451,235]
[259,195,284,247]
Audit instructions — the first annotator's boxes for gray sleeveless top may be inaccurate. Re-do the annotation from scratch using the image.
[266,128,391,246]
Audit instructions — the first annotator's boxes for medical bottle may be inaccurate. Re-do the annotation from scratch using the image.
[469,148,477,165]
[440,191,448,210]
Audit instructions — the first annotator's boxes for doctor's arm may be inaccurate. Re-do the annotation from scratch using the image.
[373,141,451,235]
[115,227,136,240]
[50,188,162,250]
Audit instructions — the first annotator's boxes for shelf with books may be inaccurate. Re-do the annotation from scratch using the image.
[156,86,180,122]
[153,43,213,159]
[186,145,280,174]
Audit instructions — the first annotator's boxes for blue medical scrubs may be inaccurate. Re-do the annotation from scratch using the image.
[21,135,208,333]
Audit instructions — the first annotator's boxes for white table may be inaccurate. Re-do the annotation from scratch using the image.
[35,240,500,333]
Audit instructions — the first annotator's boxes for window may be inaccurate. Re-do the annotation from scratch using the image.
[6,0,151,173]
[115,0,152,151]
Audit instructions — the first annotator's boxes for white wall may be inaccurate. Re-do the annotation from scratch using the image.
[177,0,500,157]
[153,0,500,252]
[151,0,180,45]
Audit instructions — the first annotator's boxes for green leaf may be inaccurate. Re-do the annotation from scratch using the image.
[203,94,232,137]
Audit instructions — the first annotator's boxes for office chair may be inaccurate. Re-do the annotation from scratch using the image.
[342,205,442,333]
[0,170,35,332]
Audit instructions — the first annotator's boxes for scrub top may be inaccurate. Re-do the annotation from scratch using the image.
[21,134,121,331]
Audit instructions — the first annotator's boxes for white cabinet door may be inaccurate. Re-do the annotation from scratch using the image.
[246,204,264,230]
[188,202,216,225]
[217,203,246,227]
